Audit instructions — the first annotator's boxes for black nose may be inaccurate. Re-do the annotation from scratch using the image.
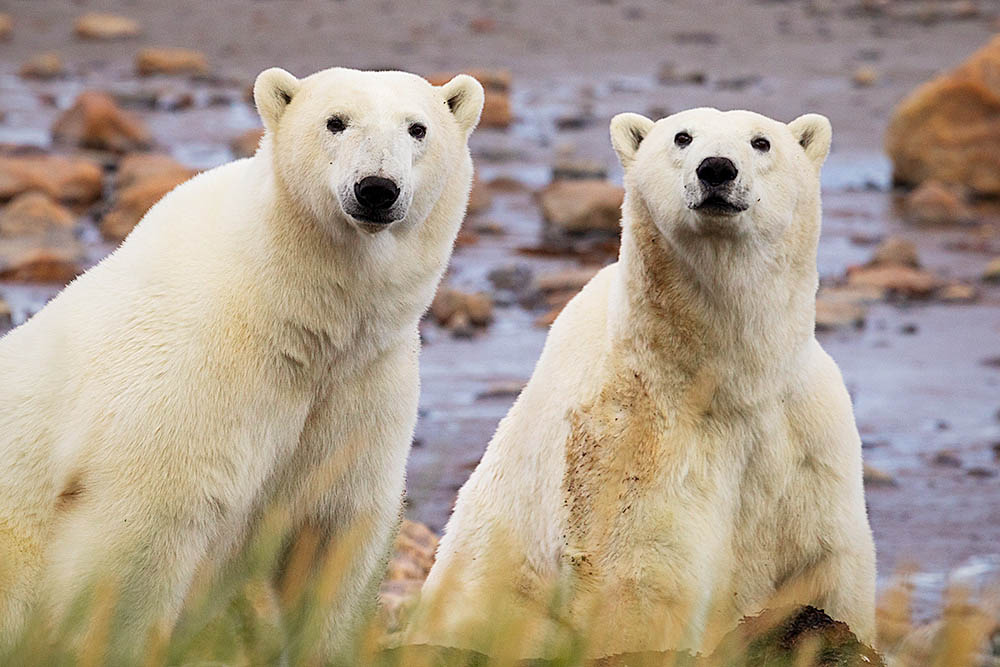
[354,176,400,211]
[696,157,738,187]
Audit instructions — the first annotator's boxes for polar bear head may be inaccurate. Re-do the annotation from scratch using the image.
[610,107,831,247]
[253,67,484,235]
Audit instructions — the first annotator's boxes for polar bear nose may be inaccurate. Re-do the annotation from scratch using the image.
[354,176,400,211]
[696,157,738,186]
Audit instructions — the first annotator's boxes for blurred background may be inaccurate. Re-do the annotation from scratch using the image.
[0,0,998,635]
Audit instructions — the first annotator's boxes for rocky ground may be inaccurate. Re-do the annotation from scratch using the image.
[1,0,999,633]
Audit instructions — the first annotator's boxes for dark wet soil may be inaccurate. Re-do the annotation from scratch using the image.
[1,0,998,621]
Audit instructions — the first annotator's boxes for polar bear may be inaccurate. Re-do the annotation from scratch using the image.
[410,108,876,659]
[0,67,483,657]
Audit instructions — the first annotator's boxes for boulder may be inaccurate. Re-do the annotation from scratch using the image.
[476,380,526,400]
[385,520,438,583]
[983,257,1000,284]
[845,236,941,298]
[815,284,885,332]
[815,294,867,331]
[487,264,534,293]
[101,170,194,241]
[0,192,75,237]
[480,90,513,128]
[136,48,209,77]
[379,520,439,634]
[938,282,978,302]
[852,65,878,87]
[931,450,962,467]
[74,13,141,40]
[468,16,497,33]
[0,244,84,284]
[534,266,601,294]
[531,267,602,328]
[847,264,940,298]
[230,128,265,159]
[0,190,82,283]
[903,180,973,225]
[467,177,492,216]
[429,287,494,336]
[534,306,563,329]
[52,91,153,153]
[458,68,511,93]
[19,52,65,80]
[0,155,103,205]
[538,179,624,234]
[657,62,707,85]
[886,34,1000,195]
[863,463,897,488]
[115,153,194,189]
[717,605,884,667]
[551,158,608,181]
[869,236,920,268]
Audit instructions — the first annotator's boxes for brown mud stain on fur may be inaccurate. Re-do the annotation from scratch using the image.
[55,473,85,511]
[560,202,730,581]
[562,369,668,581]
[622,198,711,380]
[560,201,727,574]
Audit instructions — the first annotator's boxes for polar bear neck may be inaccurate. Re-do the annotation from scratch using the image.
[610,195,819,408]
[230,148,459,368]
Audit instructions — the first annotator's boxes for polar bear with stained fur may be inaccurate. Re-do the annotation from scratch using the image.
[0,66,483,656]
[411,108,876,658]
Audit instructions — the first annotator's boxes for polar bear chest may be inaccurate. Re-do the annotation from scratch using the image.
[558,374,835,640]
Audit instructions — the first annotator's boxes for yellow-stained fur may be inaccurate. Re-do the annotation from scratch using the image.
[411,108,876,659]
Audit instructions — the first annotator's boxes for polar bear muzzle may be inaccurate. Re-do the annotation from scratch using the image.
[353,176,401,219]
[690,156,749,216]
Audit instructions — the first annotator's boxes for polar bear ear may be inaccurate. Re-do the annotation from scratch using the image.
[610,113,655,168]
[438,74,485,135]
[788,114,832,168]
[254,67,301,133]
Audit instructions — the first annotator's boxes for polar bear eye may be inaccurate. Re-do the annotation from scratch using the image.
[751,136,771,152]
[326,116,347,134]
[674,132,692,148]
[408,123,427,140]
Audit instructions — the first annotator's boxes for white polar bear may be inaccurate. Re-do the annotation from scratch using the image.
[0,66,483,656]
[411,108,876,659]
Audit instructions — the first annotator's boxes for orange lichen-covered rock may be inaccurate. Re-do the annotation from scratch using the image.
[74,13,141,40]
[886,35,1000,195]
[135,48,209,77]
[0,192,75,237]
[101,170,194,242]
[52,91,153,153]
[0,155,103,205]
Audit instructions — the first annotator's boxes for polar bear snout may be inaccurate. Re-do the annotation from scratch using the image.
[688,157,749,217]
[696,157,738,186]
[343,173,408,229]
[354,176,401,213]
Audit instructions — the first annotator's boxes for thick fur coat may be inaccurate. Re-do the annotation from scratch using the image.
[0,66,483,655]
[412,108,876,659]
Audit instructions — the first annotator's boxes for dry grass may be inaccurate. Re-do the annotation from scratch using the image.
[2,522,997,667]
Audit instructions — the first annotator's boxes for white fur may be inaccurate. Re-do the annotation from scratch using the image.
[412,108,875,659]
[0,66,483,655]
